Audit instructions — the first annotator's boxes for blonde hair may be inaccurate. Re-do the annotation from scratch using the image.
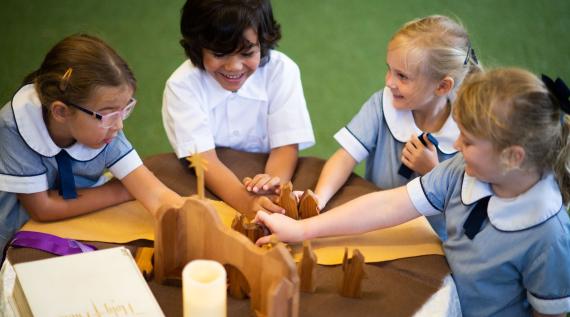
[454,68,570,203]
[390,15,482,100]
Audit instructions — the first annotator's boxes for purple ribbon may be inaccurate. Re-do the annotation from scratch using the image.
[10,231,97,256]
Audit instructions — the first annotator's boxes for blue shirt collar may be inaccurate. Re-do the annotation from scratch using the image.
[382,88,459,154]
[12,84,106,160]
[461,172,563,231]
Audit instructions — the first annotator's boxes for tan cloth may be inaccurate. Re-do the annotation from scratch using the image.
[21,175,443,265]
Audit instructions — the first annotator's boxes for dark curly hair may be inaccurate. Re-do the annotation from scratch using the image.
[180,0,281,70]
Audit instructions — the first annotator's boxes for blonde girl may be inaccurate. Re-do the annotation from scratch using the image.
[313,15,482,239]
[256,68,570,316]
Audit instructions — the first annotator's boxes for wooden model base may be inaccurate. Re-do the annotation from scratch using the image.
[154,197,300,317]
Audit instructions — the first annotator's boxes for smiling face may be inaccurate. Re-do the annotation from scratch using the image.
[385,42,441,111]
[202,28,261,92]
[66,84,134,149]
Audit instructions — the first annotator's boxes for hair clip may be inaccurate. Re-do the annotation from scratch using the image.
[463,42,478,66]
[541,74,570,122]
[59,67,73,92]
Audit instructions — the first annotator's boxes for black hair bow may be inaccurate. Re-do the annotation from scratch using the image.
[541,74,570,115]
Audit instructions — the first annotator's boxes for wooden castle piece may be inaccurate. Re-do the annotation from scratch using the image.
[278,182,298,219]
[298,190,320,219]
[297,240,317,293]
[228,214,271,299]
[154,198,299,317]
[339,248,366,298]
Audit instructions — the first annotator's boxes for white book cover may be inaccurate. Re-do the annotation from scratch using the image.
[12,247,164,317]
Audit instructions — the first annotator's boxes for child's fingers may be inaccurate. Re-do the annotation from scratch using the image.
[251,174,271,192]
[409,134,423,149]
[256,234,275,246]
[242,177,253,190]
[260,197,285,214]
[262,177,281,192]
[292,190,304,201]
[422,134,437,151]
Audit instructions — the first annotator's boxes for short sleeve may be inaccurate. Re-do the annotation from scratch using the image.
[162,68,215,158]
[336,91,383,162]
[524,233,570,314]
[105,131,142,179]
[266,53,315,150]
[406,155,464,216]
[0,120,48,193]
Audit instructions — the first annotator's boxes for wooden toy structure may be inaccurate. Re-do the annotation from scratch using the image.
[339,248,366,298]
[155,152,299,316]
[297,241,317,293]
[154,198,299,317]
[278,182,320,220]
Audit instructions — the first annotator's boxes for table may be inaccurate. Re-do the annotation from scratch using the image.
[7,149,456,316]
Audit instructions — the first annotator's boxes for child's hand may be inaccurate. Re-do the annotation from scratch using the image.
[401,133,439,175]
[247,195,284,218]
[243,174,281,194]
[253,211,305,245]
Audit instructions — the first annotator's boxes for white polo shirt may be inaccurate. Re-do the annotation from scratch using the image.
[162,50,315,158]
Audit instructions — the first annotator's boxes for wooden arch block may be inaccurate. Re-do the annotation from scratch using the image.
[154,197,300,317]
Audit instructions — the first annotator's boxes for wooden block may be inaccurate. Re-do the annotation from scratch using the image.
[134,247,154,281]
[232,214,270,244]
[278,182,299,219]
[297,241,317,293]
[154,197,299,316]
[298,190,320,219]
[339,248,366,298]
[226,264,250,300]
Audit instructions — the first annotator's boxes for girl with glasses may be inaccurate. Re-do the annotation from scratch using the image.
[0,34,184,255]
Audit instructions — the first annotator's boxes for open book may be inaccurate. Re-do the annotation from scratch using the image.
[11,247,164,317]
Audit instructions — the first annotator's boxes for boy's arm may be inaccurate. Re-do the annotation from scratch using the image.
[255,185,421,244]
[244,144,298,193]
[200,149,284,218]
[17,178,133,222]
[314,148,357,209]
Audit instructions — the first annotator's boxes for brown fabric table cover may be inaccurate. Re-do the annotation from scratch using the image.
[8,149,450,317]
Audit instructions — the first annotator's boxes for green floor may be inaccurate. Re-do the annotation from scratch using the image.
[2,0,569,169]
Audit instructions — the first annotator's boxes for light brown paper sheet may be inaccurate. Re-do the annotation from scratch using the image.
[20,200,443,265]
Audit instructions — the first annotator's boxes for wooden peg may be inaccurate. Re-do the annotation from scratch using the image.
[339,248,366,298]
[278,182,299,219]
[298,189,320,219]
[186,151,209,200]
[297,240,317,293]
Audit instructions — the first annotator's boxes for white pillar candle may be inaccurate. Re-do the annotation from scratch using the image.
[182,260,227,317]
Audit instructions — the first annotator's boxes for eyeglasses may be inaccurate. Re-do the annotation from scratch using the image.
[66,98,137,128]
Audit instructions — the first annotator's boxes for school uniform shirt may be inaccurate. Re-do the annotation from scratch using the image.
[0,84,143,253]
[407,154,570,316]
[162,50,315,158]
[334,88,459,240]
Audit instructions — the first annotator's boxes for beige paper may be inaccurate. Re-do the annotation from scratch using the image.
[20,200,443,265]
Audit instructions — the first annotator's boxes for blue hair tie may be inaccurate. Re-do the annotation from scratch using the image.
[541,74,570,124]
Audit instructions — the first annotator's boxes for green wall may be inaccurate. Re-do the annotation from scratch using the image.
[2,0,569,168]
